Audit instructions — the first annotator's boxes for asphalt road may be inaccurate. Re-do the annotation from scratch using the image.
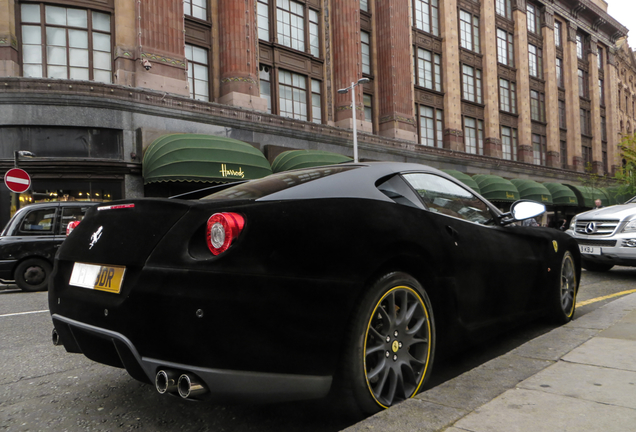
[1,267,635,432]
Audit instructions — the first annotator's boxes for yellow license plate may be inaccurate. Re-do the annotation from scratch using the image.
[69,262,126,294]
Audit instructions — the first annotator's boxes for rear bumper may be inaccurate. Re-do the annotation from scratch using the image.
[52,314,332,403]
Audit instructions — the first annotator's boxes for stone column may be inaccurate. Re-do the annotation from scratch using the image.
[513,3,532,163]
[606,48,620,174]
[441,0,463,151]
[588,37,603,174]
[333,0,363,129]
[0,0,18,77]
[481,0,501,158]
[564,22,583,171]
[218,0,267,110]
[375,0,416,141]
[542,7,560,168]
[129,0,189,96]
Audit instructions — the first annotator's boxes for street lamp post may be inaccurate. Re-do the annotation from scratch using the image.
[338,77,370,163]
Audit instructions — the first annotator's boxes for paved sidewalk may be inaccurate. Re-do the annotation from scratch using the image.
[343,293,636,432]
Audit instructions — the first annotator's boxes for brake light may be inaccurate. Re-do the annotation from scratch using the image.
[206,213,245,255]
[66,220,81,236]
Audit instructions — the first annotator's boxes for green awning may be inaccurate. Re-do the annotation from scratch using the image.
[442,169,481,194]
[564,185,598,208]
[142,134,273,184]
[599,188,617,206]
[472,175,520,202]
[271,150,352,173]
[604,186,632,205]
[510,179,553,205]
[543,183,579,206]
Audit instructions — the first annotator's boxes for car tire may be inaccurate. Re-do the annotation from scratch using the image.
[342,272,435,415]
[14,258,52,292]
[548,251,578,324]
[581,260,614,272]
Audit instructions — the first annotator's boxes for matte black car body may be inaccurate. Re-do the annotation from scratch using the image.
[0,201,95,291]
[49,163,580,409]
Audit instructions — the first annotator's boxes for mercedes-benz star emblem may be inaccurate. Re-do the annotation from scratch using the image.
[89,226,103,249]
[585,222,597,234]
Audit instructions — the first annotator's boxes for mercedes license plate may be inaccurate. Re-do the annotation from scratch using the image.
[579,245,601,255]
[69,262,126,294]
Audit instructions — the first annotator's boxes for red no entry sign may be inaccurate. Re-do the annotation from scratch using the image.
[4,168,31,193]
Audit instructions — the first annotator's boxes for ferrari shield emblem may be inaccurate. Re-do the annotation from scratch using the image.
[552,240,558,253]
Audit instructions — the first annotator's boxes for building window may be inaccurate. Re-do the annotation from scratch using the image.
[601,116,607,141]
[560,140,567,169]
[582,143,592,166]
[364,94,372,122]
[459,10,480,53]
[21,4,112,83]
[184,0,206,20]
[528,44,542,78]
[361,31,371,75]
[530,90,545,122]
[277,0,305,52]
[462,65,482,104]
[495,0,512,20]
[597,47,603,70]
[496,29,514,67]
[526,4,539,34]
[556,57,564,88]
[418,105,444,148]
[309,9,319,57]
[578,69,587,98]
[558,99,566,129]
[499,78,516,114]
[576,34,583,59]
[259,65,272,113]
[554,21,562,47]
[580,108,591,135]
[257,0,269,40]
[185,44,209,101]
[311,79,322,124]
[501,126,518,161]
[415,48,442,92]
[599,79,604,105]
[413,0,440,37]
[464,117,484,155]
[279,69,307,120]
[361,0,369,12]
[532,133,546,165]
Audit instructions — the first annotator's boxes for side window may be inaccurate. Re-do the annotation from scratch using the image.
[59,206,88,234]
[402,173,493,224]
[19,208,57,234]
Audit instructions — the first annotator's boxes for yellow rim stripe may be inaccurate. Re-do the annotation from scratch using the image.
[576,289,636,307]
[363,285,432,409]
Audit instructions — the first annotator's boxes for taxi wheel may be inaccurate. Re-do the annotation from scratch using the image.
[14,258,52,292]
[549,251,578,324]
[342,272,435,415]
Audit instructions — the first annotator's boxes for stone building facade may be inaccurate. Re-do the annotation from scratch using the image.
[0,0,630,225]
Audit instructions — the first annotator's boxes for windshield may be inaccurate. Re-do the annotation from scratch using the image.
[201,166,357,201]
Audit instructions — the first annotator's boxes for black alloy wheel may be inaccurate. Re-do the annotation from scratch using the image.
[14,258,52,292]
[549,251,578,323]
[343,272,435,415]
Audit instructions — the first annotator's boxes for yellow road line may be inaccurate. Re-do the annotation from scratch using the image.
[576,289,636,307]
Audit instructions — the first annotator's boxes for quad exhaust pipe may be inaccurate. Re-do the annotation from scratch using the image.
[155,369,207,399]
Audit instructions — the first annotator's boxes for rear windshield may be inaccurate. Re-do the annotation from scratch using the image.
[202,166,357,201]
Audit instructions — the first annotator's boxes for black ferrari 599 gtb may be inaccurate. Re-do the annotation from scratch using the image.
[49,162,580,415]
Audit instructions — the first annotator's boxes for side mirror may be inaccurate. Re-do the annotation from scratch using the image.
[499,200,546,225]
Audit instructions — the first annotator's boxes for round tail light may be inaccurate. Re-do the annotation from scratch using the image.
[206,212,245,255]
